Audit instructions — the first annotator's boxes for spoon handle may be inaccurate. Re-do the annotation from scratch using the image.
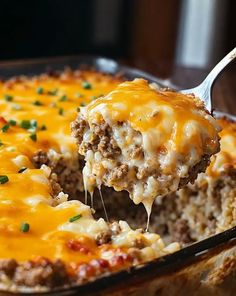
[182,47,236,112]
[203,47,236,89]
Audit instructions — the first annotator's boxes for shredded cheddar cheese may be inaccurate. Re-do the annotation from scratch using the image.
[0,71,122,262]
[86,79,219,154]
[78,79,220,217]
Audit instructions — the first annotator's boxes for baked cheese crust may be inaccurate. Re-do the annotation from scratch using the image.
[0,70,179,292]
[136,117,236,244]
[73,78,220,215]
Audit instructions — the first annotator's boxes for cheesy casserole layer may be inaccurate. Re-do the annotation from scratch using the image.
[73,78,220,215]
[129,117,236,244]
[0,70,179,292]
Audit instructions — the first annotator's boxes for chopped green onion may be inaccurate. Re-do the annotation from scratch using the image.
[30,120,37,129]
[59,95,68,102]
[76,107,80,112]
[82,81,92,89]
[20,222,30,233]
[20,120,31,129]
[18,167,27,173]
[4,94,13,102]
[48,88,58,96]
[41,124,47,131]
[36,87,44,94]
[58,108,64,116]
[9,119,17,126]
[29,133,37,142]
[20,120,37,131]
[33,100,43,106]
[0,175,9,184]
[69,214,82,222]
[1,124,10,132]
[80,102,86,107]
[90,96,97,100]
[0,140,3,147]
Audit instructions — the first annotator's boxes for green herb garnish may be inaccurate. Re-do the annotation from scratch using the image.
[1,124,10,132]
[29,133,37,142]
[20,222,30,233]
[20,120,31,129]
[80,102,85,107]
[9,119,17,126]
[36,87,44,94]
[69,214,82,222]
[0,140,3,147]
[30,119,37,129]
[33,100,43,106]
[59,95,68,102]
[58,108,64,116]
[4,94,13,102]
[41,124,47,131]
[82,81,92,89]
[0,175,9,184]
[20,119,37,131]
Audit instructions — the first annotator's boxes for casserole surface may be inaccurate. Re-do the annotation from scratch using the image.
[0,56,235,295]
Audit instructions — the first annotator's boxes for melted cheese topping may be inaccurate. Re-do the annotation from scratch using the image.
[0,71,120,156]
[207,118,236,176]
[86,79,220,155]
[0,71,124,262]
[80,79,220,210]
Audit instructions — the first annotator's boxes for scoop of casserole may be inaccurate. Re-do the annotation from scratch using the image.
[72,78,221,214]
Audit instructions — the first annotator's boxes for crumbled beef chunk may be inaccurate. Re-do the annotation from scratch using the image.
[107,164,129,183]
[71,118,88,145]
[32,150,49,168]
[0,259,18,277]
[95,229,112,245]
[14,259,69,288]
[171,219,193,244]
[72,118,121,159]
[130,147,144,159]
[49,172,62,196]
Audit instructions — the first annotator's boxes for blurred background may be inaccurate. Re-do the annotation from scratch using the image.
[0,0,235,110]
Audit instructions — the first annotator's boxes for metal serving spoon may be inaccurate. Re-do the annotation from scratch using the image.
[180,47,236,112]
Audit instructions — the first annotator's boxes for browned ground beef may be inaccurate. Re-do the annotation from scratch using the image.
[32,150,49,167]
[0,259,70,289]
[170,219,193,244]
[13,259,69,288]
[32,150,84,199]
[72,118,121,159]
[72,116,213,202]
[0,221,143,291]
[0,259,18,277]
[178,155,210,188]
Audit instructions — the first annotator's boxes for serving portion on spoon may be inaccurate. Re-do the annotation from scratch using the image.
[72,48,235,224]
[72,80,220,218]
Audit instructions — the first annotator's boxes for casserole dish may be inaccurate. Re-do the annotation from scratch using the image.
[0,56,235,296]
